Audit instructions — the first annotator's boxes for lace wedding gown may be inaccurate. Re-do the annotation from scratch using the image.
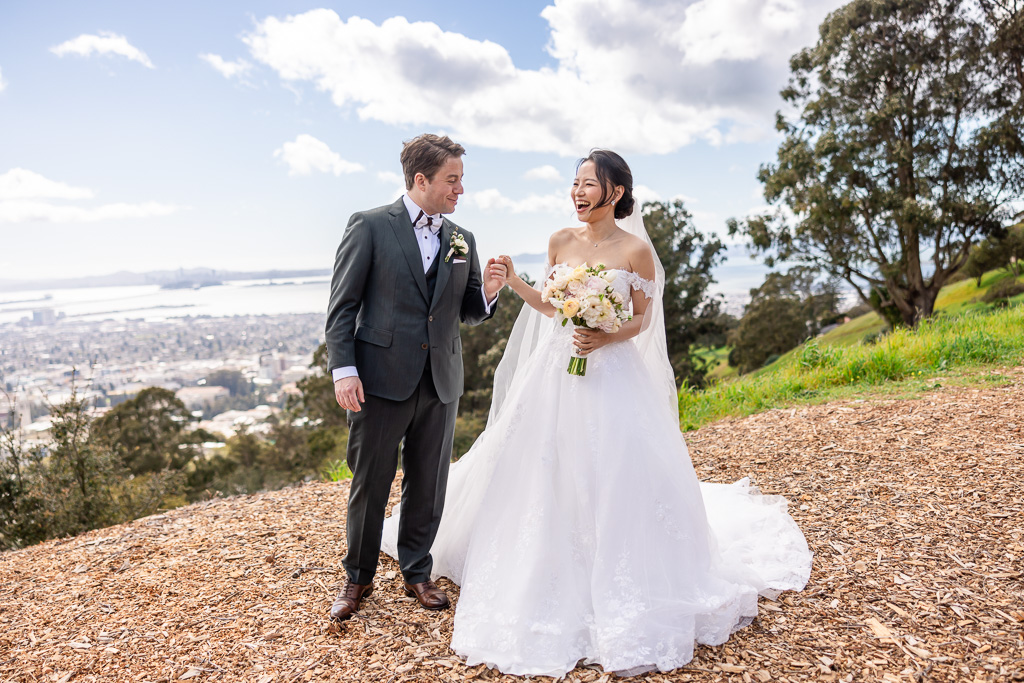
[381,267,811,678]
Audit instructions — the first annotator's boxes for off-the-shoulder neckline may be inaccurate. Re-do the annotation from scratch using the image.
[546,262,654,282]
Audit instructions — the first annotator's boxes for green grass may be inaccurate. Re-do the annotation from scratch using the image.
[678,303,1024,431]
[708,360,738,381]
[818,310,886,347]
[703,270,1024,376]
[321,458,353,482]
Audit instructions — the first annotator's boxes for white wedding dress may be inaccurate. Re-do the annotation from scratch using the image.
[380,262,812,678]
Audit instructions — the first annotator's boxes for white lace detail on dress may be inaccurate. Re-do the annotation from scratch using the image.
[623,271,657,299]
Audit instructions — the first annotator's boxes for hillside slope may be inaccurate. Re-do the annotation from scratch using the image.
[2,377,1022,682]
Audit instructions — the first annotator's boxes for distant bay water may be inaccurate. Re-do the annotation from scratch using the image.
[0,250,771,325]
[0,277,335,325]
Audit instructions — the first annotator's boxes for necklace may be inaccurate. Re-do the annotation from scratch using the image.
[587,230,615,248]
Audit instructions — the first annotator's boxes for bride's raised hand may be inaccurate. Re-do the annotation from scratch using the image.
[573,327,611,355]
[500,255,522,285]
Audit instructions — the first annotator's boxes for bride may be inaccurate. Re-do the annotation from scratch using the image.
[381,150,812,677]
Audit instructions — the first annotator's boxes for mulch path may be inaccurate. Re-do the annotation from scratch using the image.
[2,372,1022,682]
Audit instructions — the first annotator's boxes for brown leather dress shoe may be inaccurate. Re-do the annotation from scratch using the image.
[330,580,373,621]
[403,580,450,610]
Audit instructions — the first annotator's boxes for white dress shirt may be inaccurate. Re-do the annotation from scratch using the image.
[333,195,497,383]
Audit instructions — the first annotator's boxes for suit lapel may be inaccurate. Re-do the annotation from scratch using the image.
[387,199,429,303]
[430,219,454,312]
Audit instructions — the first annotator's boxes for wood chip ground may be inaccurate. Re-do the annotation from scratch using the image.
[2,374,1022,682]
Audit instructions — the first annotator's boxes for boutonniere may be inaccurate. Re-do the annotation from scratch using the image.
[445,230,468,263]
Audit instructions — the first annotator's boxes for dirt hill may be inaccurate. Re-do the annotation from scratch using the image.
[2,373,1022,682]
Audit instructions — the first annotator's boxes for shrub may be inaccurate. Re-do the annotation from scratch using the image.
[322,459,353,482]
[798,339,840,369]
[980,277,1024,305]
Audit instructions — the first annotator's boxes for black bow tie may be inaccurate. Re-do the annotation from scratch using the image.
[412,210,441,234]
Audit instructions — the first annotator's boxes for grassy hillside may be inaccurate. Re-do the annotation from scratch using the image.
[683,270,1024,430]
[817,269,1024,348]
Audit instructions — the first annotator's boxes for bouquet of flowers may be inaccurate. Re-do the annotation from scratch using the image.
[540,263,632,376]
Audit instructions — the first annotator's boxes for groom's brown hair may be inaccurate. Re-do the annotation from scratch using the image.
[401,134,466,190]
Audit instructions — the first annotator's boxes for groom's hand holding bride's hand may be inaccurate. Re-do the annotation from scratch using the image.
[484,257,508,299]
[335,376,365,412]
[498,255,522,289]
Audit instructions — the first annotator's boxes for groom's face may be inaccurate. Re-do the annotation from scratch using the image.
[419,156,464,215]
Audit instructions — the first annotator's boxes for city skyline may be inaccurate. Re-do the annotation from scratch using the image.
[0,1,848,281]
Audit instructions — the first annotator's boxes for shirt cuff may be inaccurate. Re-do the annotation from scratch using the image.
[332,366,359,382]
[482,289,498,314]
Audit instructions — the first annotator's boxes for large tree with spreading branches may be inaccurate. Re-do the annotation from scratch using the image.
[729,0,1024,326]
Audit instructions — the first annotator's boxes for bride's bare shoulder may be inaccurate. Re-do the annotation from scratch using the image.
[547,228,579,262]
[623,234,656,279]
[549,228,580,245]
[619,230,647,251]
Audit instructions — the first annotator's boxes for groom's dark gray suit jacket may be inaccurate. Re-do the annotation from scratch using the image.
[325,197,495,404]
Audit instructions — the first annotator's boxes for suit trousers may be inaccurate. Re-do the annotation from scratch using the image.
[342,362,458,585]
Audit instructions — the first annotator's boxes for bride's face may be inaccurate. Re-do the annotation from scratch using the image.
[572,160,619,223]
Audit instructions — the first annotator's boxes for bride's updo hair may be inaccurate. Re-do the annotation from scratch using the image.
[577,149,635,219]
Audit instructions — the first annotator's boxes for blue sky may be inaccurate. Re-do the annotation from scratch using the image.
[0,0,847,286]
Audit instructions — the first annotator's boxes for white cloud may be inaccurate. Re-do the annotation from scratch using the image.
[0,66,6,92]
[376,172,407,202]
[0,200,178,223]
[633,184,663,205]
[465,188,569,215]
[50,31,155,68]
[524,165,564,182]
[377,171,404,185]
[274,134,364,176]
[0,169,179,223]
[244,2,845,155]
[200,53,251,79]
[691,209,723,228]
[467,184,693,216]
[631,185,702,208]
[0,168,94,200]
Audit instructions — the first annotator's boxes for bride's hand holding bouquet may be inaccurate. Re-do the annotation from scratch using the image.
[541,262,631,375]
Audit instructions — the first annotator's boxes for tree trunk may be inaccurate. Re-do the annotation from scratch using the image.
[888,279,942,327]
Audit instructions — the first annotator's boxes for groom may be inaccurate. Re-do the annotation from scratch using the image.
[325,134,505,621]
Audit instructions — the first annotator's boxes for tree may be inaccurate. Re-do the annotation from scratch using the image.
[962,236,1011,285]
[292,344,350,471]
[294,344,347,430]
[728,271,822,374]
[260,415,321,478]
[1000,225,1024,277]
[205,369,252,397]
[91,387,205,475]
[39,387,122,537]
[730,0,1024,327]
[644,200,727,388]
[782,265,845,335]
[0,391,46,549]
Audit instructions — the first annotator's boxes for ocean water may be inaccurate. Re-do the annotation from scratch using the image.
[0,254,770,326]
[0,277,335,325]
